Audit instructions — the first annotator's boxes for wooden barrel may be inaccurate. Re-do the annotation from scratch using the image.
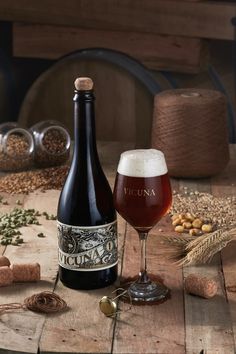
[18,49,173,148]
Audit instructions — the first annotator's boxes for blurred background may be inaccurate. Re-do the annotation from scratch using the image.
[0,1,235,145]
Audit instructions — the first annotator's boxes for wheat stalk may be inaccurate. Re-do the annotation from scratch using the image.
[160,236,193,261]
[160,227,236,266]
[161,236,193,245]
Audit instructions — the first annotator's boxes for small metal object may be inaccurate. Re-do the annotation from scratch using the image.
[99,288,132,317]
[99,296,117,317]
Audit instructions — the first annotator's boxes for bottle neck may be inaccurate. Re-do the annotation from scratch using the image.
[73,90,99,163]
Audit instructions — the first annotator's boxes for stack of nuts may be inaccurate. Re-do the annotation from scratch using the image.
[171,213,213,236]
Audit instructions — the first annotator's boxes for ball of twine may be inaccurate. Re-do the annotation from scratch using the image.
[0,291,67,315]
[151,89,229,178]
[24,291,67,313]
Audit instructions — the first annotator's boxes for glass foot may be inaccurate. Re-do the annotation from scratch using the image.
[128,280,169,302]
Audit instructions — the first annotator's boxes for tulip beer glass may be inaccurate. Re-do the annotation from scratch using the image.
[113,149,172,302]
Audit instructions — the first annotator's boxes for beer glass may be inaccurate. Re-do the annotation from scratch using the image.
[113,149,172,302]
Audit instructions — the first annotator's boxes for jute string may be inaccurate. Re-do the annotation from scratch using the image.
[151,89,229,178]
[0,291,67,315]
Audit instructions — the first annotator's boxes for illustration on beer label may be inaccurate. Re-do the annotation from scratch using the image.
[57,220,118,271]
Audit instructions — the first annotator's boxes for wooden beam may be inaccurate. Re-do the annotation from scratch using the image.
[13,23,209,73]
[0,1,235,40]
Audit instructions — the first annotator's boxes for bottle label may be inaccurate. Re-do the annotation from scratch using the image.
[57,220,118,271]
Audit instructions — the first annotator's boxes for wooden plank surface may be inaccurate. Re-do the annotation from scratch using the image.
[0,1,235,40]
[178,148,236,354]
[0,144,235,353]
[39,214,126,354]
[211,145,236,352]
[113,221,185,354]
[0,190,58,354]
[0,147,125,354]
[13,23,208,74]
[184,257,235,354]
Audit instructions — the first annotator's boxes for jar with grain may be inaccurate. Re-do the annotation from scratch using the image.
[0,122,34,171]
[30,120,71,168]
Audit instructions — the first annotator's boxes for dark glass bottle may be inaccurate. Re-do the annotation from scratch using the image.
[57,77,118,290]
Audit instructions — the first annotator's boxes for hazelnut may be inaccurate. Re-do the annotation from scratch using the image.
[171,213,180,221]
[172,218,182,227]
[183,221,192,229]
[185,213,195,222]
[180,218,187,224]
[175,225,184,233]
[201,224,213,233]
[192,218,203,229]
[189,228,201,236]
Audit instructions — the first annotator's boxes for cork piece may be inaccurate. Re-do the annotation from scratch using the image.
[0,256,10,267]
[11,263,41,282]
[74,77,93,91]
[185,273,218,299]
[0,266,13,286]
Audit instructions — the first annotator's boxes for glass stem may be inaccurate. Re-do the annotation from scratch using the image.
[137,231,150,284]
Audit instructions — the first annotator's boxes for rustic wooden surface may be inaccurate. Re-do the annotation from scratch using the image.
[0,1,235,40]
[0,143,235,354]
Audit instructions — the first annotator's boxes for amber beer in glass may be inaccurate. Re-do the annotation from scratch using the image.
[114,174,171,231]
[113,149,172,302]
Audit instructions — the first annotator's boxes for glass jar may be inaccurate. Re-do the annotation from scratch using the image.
[30,120,71,168]
[0,122,34,171]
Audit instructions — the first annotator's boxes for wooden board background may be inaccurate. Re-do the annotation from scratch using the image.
[0,1,235,40]
[13,23,209,74]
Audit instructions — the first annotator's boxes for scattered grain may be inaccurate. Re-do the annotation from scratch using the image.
[171,192,236,230]
[0,165,69,194]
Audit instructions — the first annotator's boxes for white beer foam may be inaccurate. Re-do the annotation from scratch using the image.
[118,149,168,177]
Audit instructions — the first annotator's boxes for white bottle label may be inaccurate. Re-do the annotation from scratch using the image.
[57,220,118,271]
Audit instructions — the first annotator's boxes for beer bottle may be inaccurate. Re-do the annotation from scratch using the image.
[57,77,118,289]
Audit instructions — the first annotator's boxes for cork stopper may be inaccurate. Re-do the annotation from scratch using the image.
[184,273,218,299]
[74,77,93,91]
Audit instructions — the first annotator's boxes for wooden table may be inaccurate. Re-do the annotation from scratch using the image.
[0,142,236,354]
